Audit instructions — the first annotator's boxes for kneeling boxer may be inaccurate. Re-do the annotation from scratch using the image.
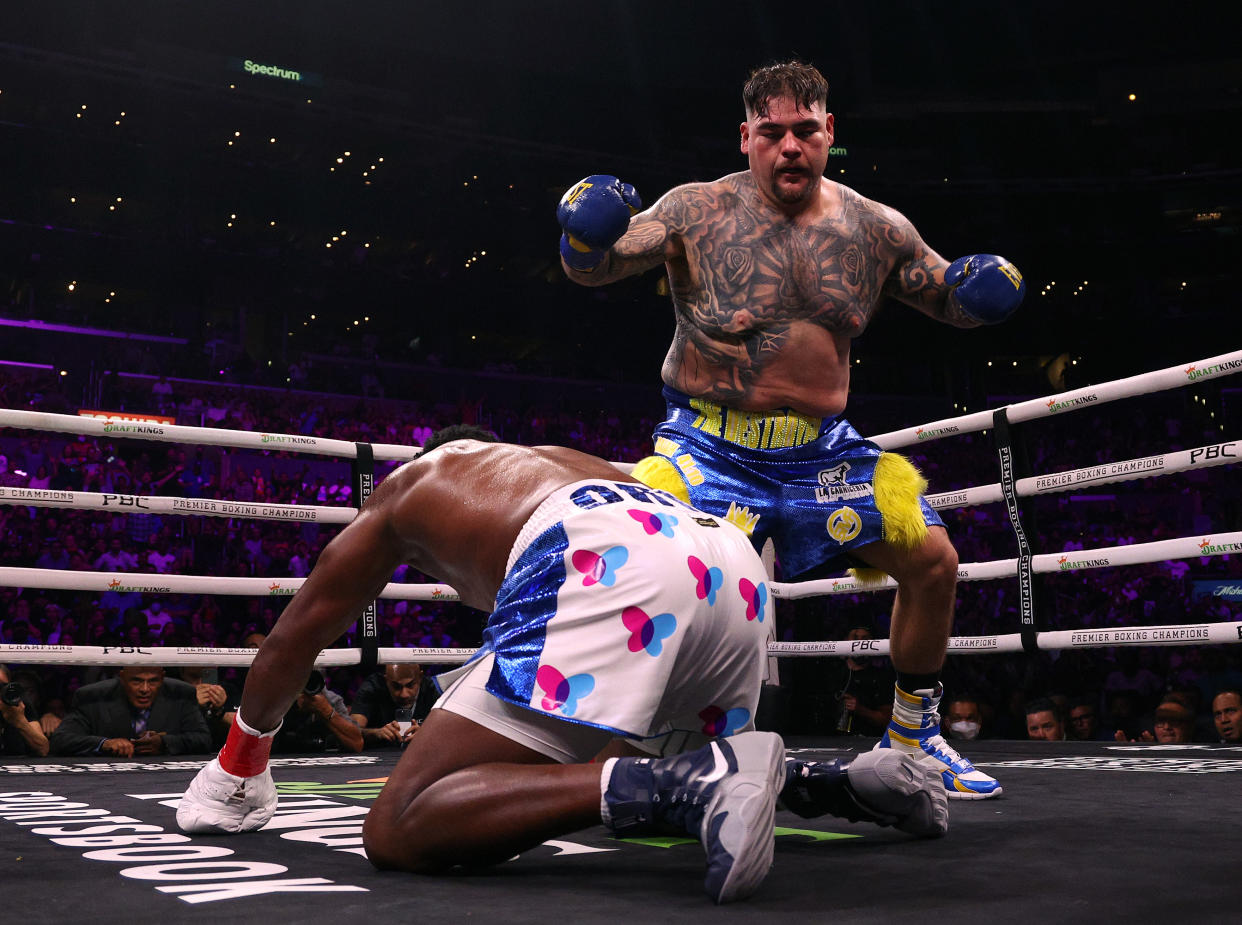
[178,426,945,904]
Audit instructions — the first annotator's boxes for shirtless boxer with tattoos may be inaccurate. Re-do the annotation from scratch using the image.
[559,60,1024,799]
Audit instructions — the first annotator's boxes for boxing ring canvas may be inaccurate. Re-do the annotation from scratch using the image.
[1,738,1238,924]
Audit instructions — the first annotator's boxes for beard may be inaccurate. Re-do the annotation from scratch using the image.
[772,167,817,204]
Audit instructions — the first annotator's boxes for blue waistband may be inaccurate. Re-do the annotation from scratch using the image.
[661,386,840,450]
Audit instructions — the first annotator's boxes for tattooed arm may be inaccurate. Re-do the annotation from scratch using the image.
[880,210,984,329]
[562,187,685,287]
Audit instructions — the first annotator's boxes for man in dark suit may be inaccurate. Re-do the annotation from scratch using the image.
[50,667,212,757]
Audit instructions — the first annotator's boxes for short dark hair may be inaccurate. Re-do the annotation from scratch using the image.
[419,424,499,456]
[743,60,829,118]
[1024,697,1063,720]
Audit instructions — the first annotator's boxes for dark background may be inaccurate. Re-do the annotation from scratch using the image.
[2,1,1239,402]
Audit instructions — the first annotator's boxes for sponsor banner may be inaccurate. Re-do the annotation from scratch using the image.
[1192,580,1242,601]
[78,408,176,425]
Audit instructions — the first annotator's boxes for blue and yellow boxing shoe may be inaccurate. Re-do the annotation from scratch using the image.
[874,684,1002,800]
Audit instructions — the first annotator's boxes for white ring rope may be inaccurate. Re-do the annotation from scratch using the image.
[924,440,1240,510]
[0,486,356,523]
[0,644,477,668]
[0,567,459,601]
[1,529,1237,606]
[4,617,1240,670]
[0,408,420,462]
[868,349,1242,450]
[3,439,1234,524]
[770,530,1242,598]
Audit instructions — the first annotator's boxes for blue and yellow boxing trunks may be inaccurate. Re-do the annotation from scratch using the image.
[631,387,944,579]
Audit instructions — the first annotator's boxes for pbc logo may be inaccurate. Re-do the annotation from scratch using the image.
[1189,443,1237,464]
[850,639,878,653]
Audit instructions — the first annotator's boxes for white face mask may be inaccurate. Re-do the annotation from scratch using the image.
[949,720,981,740]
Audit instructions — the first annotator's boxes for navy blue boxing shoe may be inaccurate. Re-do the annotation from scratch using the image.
[602,731,785,904]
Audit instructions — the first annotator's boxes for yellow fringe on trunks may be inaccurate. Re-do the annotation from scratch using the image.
[630,451,930,585]
[850,451,930,586]
[631,455,691,504]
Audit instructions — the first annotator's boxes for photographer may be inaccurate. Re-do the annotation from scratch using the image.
[238,632,361,754]
[270,669,363,754]
[0,664,50,757]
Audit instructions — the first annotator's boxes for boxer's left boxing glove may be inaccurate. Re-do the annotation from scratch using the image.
[176,712,280,834]
[557,175,642,271]
[946,253,1025,324]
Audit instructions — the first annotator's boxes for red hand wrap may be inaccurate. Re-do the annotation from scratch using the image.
[218,717,275,778]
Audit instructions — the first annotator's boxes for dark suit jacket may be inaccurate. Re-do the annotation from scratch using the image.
[49,677,212,756]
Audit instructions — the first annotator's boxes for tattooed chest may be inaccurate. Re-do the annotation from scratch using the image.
[677,222,888,338]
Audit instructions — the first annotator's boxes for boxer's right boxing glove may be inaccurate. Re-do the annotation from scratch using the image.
[557,175,642,271]
[176,712,280,834]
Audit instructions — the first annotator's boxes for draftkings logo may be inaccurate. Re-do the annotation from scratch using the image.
[1045,394,1098,414]
[1185,359,1242,382]
[915,425,959,440]
[268,582,297,596]
[1057,555,1111,571]
[106,578,171,593]
[1199,537,1242,556]
[260,434,318,445]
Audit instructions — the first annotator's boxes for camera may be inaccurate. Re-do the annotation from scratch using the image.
[303,670,325,696]
[1,682,24,708]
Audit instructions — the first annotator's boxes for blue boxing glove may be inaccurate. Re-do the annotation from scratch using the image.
[557,175,642,271]
[946,254,1025,324]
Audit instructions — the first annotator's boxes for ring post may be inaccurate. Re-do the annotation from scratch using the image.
[353,442,379,673]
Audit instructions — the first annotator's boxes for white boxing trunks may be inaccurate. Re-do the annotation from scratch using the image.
[433,479,772,762]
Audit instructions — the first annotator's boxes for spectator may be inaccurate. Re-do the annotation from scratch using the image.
[49,667,212,757]
[34,540,71,571]
[1151,699,1197,744]
[1211,689,1242,744]
[941,694,985,741]
[0,664,51,757]
[1066,696,1106,741]
[94,536,138,572]
[174,666,237,748]
[350,663,440,749]
[143,598,174,637]
[1025,698,1067,741]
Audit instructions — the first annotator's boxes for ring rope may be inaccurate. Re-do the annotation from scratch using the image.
[3,617,1239,671]
[2,439,1233,525]
[0,567,460,601]
[1,529,1237,603]
[0,407,420,462]
[924,440,1240,510]
[0,350,1236,463]
[770,530,1242,599]
[0,486,356,523]
[868,348,1242,450]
